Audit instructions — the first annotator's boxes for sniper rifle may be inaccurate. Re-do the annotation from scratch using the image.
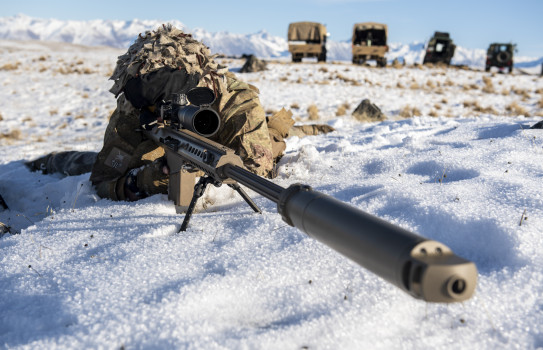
[142,87,477,303]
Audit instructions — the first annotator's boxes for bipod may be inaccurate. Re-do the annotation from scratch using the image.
[228,183,262,214]
[179,177,262,232]
[179,176,215,232]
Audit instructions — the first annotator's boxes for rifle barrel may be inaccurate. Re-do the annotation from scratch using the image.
[222,164,477,303]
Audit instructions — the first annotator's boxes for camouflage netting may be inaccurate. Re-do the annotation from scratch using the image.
[109,24,227,97]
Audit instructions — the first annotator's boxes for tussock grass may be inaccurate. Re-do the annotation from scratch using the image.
[409,82,420,90]
[399,105,421,118]
[335,102,350,116]
[0,129,22,141]
[0,61,21,71]
[482,76,495,94]
[462,83,479,91]
[506,101,530,117]
[290,103,300,109]
[307,104,319,120]
[463,100,497,115]
[335,73,361,86]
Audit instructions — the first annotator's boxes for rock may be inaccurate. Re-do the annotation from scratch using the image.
[351,99,386,122]
[240,55,267,73]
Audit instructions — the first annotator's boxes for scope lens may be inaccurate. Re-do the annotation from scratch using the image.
[194,109,220,136]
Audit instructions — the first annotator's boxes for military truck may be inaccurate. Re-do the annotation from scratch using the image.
[423,32,456,65]
[351,22,388,67]
[287,22,328,62]
[485,43,515,73]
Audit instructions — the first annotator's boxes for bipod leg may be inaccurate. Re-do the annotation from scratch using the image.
[228,183,261,214]
[179,176,214,232]
[0,194,8,211]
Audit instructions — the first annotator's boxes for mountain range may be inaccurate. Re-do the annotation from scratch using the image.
[1,14,541,69]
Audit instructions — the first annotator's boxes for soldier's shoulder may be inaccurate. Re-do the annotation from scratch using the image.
[224,72,260,94]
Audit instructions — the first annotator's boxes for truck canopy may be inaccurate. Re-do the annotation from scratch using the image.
[288,22,327,42]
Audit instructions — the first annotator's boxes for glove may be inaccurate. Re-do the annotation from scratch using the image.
[124,157,169,201]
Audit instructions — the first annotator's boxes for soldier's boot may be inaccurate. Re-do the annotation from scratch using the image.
[26,151,98,176]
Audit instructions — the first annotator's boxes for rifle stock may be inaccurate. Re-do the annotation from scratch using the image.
[144,125,477,303]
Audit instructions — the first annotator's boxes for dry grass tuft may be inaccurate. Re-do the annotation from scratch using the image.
[0,61,21,71]
[506,101,530,117]
[0,113,3,121]
[463,100,497,115]
[336,73,360,86]
[399,105,422,118]
[55,62,95,75]
[335,102,350,116]
[426,80,436,89]
[511,86,531,100]
[307,104,320,120]
[482,76,495,94]
[0,129,22,141]
[409,82,420,90]
[463,83,479,91]
[290,103,300,109]
[538,95,543,109]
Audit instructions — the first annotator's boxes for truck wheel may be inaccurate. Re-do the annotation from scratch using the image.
[485,65,490,72]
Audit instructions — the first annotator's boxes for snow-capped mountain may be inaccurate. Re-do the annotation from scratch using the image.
[1,14,541,68]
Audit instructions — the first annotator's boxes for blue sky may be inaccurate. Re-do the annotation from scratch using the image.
[5,0,543,57]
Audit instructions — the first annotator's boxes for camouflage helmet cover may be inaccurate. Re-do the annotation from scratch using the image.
[109,24,227,96]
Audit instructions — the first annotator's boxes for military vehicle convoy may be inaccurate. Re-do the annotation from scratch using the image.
[485,43,515,73]
[423,32,456,65]
[351,22,389,67]
[287,22,328,62]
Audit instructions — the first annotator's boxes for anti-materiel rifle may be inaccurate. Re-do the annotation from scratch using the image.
[143,87,477,303]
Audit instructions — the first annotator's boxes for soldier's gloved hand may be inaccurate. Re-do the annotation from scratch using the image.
[124,157,170,201]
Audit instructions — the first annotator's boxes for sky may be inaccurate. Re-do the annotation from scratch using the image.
[4,0,543,57]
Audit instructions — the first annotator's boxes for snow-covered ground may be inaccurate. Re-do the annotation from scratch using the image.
[1,39,543,349]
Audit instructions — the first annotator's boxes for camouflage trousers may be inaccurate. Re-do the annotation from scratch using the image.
[26,151,97,176]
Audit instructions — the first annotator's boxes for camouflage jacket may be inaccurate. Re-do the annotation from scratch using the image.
[89,73,274,201]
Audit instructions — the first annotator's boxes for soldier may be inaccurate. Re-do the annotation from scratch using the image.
[27,24,333,202]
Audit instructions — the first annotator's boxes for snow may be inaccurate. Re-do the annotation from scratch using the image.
[1,39,543,349]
